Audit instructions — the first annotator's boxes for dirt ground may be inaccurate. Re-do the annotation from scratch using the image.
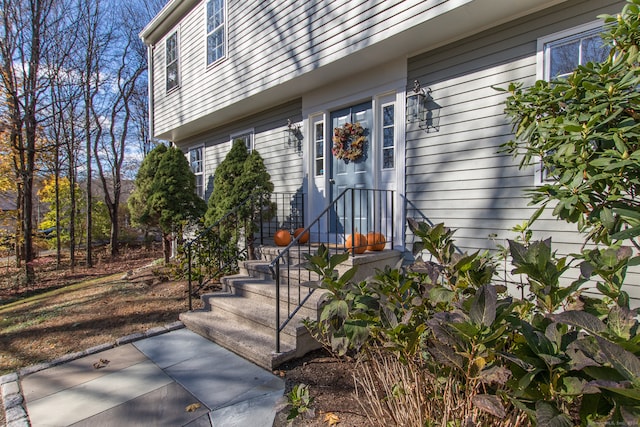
[273,351,370,426]
[0,249,367,426]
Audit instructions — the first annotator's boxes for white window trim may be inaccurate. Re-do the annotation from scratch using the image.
[188,145,205,198]
[165,30,180,93]
[230,128,254,152]
[536,20,603,81]
[205,0,227,68]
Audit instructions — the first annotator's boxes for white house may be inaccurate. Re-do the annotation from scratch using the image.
[140,0,638,307]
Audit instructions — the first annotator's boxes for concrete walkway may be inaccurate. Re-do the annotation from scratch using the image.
[1,324,285,426]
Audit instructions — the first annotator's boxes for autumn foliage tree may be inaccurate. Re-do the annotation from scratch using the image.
[37,175,110,247]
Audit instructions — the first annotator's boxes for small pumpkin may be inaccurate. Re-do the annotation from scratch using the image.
[345,233,368,254]
[366,232,386,251]
[274,229,291,246]
[293,227,310,244]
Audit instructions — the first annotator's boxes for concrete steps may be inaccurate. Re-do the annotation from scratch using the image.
[181,245,403,370]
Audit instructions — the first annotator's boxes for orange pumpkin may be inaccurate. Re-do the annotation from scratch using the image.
[366,232,386,251]
[345,233,368,254]
[274,229,291,246]
[293,227,310,244]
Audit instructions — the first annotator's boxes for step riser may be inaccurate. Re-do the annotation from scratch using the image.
[239,263,321,284]
[202,292,320,325]
[257,245,347,265]
[180,313,290,369]
[215,281,322,313]
[205,309,299,348]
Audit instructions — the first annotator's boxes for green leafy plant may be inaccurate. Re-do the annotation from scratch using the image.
[408,218,497,294]
[287,383,315,421]
[302,244,377,357]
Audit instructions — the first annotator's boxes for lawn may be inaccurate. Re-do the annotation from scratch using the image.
[0,248,192,376]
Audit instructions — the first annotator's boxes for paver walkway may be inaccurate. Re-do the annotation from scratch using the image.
[2,326,284,426]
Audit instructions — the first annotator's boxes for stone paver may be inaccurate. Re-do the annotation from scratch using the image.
[3,324,284,427]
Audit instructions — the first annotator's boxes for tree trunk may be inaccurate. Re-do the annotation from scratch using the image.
[14,184,23,268]
[110,207,119,256]
[85,112,92,267]
[22,169,35,282]
[162,232,171,265]
[54,146,61,268]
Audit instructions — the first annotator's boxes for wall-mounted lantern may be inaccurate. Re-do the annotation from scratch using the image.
[284,119,303,152]
[406,80,440,132]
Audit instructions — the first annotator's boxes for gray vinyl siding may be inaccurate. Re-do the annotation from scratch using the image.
[152,0,456,136]
[406,0,638,303]
[181,99,303,201]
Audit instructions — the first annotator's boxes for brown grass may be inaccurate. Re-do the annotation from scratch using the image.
[0,248,201,376]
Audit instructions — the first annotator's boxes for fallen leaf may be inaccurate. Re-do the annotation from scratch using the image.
[324,412,340,425]
[185,403,201,412]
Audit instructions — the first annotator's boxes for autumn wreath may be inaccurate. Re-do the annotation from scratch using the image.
[332,122,366,161]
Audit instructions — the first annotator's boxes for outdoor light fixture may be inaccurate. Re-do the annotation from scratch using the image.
[284,119,303,151]
[406,79,440,132]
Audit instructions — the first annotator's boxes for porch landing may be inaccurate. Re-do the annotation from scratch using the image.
[180,245,403,370]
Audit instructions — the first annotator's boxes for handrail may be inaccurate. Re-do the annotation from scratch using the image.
[268,188,395,353]
[183,191,303,310]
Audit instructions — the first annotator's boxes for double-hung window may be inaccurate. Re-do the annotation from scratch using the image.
[206,0,225,65]
[189,147,204,198]
[166,31,179,92]
[231,130,254,153]
[534,21,610,184]
[539,22,609,81]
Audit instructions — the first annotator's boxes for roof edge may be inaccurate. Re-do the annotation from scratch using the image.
[139,0,199,45]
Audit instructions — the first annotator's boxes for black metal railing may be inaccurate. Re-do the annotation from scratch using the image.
[268,188,395,353]
[183,191,304,310]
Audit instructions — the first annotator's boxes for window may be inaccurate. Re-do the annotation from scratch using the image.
[230,129,253,152]
[189,147,204,198]
[538,21,609,81]
[166,32,179,91]
[382,104,395,169]
[206,0,225,65]
[314,121,324,176]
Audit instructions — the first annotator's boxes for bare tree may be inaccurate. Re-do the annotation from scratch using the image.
[43,2,82,267]
[0,0,57,282]
[76,0,112,267]
[94,10,146,256]
[92,0,163,256]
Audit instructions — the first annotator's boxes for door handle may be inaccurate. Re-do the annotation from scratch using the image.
[329,178,335,184]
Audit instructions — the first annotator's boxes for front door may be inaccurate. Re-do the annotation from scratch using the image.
[330,102,374,235]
